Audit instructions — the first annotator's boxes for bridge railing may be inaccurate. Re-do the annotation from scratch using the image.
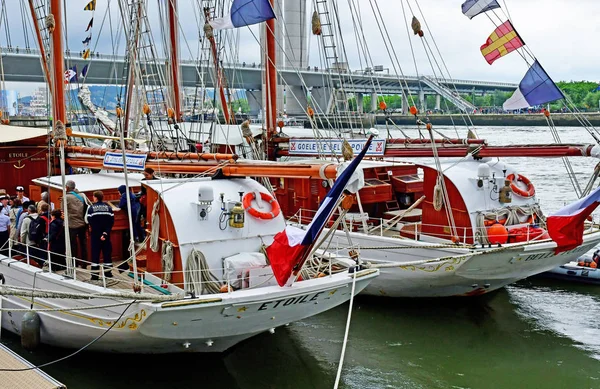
[0,46,517,89]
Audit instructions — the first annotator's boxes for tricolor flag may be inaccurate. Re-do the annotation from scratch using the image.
[461,0,500,19]
[480,21,524,65]
[86,18,94,32]
[84,0,96,11]
[81,64,89,78]
[503,60,564,110]
[209,0,275,30]
[266,133,375,287]
[547,187,600,254]
[82,49,90,60]
[64,66,77,84]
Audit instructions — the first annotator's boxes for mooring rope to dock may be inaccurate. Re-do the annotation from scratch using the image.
[0,300,137,372]
[333,267,358,389]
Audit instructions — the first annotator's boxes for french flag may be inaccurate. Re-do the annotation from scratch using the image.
[266,134,376,286]
[209,0,275,30]
[547,186,600,254]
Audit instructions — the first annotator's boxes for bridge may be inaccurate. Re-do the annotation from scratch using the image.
[0,47,517,115]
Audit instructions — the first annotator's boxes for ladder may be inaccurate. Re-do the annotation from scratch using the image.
[314,0,349,117]
[30,1,52,71]
[124,0,189,152]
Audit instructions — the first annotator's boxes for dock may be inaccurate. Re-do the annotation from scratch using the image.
[0,343,66,389]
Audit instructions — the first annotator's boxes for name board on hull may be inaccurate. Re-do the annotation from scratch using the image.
[288,138,386,156]
[103,152,147,171]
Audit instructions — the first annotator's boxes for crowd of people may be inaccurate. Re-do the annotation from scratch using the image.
[0,167,157,281]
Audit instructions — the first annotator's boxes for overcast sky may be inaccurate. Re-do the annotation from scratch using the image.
[6,0,600,95]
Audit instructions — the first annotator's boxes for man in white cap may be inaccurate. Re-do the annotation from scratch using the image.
[0,195,9,217]
[15,186,30,204]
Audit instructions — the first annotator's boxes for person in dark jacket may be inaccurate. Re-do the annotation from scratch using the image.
[118,184,142,242]
[87,191,114,280]
[48,209,66,271]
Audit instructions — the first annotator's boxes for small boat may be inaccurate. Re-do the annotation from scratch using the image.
[537,249,600,284]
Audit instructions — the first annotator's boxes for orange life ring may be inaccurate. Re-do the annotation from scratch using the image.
[242,192,281,220]
[506,173,535,198]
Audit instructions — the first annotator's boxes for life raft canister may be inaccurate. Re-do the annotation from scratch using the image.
[506,173,535,198]
[242,192,281,220]
[506,225,549,243]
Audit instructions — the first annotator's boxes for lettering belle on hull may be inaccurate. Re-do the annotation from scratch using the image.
[258,292,324,311]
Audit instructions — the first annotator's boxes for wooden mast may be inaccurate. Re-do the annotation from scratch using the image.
[204,8,231,124]
[167,0,182,121]
[49,0,65,125]
[28,0,52,99]
[265,0,277,137]
[122,2,143,138]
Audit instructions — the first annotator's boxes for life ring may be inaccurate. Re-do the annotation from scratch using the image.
[506,173,535,198]
[242,192,281,220]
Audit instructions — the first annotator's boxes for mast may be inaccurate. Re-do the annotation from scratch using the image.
[122,2,143,138]
[167,0,182,121]
[28,0,52,98]
[49,0,65,125]
[265,0,277,137]
[204,8,231,124]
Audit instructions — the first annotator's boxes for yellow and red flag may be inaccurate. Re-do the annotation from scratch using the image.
[480,20,524,65]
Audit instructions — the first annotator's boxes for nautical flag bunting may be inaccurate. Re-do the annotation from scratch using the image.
[461,0,500,19]
[547,186,600,254]
[266,133,376,287]
[81,64,89,78]
[503,60,564,110]
[84,0,96,11]
[480,20,524,65]
[209,0,275,30]
[82,49,90,60]
[86,18,94,32]
[82,35,91,46]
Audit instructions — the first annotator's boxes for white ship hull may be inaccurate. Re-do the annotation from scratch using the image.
[0,257,377,353]
[329,229,600,297]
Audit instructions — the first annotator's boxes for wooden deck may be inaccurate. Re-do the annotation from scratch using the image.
[0,343,66,389]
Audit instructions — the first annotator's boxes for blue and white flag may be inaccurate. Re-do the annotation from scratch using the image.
[209,0,275,30]
[266,132,376,286]
[461,0,500,19]
[503,60,564,110]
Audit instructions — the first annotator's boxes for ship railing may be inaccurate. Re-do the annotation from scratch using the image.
[287,208,600,245]
[0,239,352,296]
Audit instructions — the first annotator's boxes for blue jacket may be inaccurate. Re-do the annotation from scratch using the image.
[87,201,114,237]
[118,189,140,217]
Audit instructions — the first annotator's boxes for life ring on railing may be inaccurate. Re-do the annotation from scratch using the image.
[506,173,535,198]
[243,192,281,220]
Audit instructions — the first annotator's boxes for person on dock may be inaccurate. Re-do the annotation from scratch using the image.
[0,204,10,256]
[87,191,114,280]
[65,180,89,269]
[0,194,10,216]
[37,191,50,214]
[48,209,66,271]
[15,185,30,204]
[8,198,21,245]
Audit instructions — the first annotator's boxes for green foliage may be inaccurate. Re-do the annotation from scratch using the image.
[231,98,249,113]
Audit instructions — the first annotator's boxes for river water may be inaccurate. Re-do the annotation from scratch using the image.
[2,126,600,388]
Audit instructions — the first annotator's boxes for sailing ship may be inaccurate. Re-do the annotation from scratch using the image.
[0,0,379,353]
[3,0,600,299]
